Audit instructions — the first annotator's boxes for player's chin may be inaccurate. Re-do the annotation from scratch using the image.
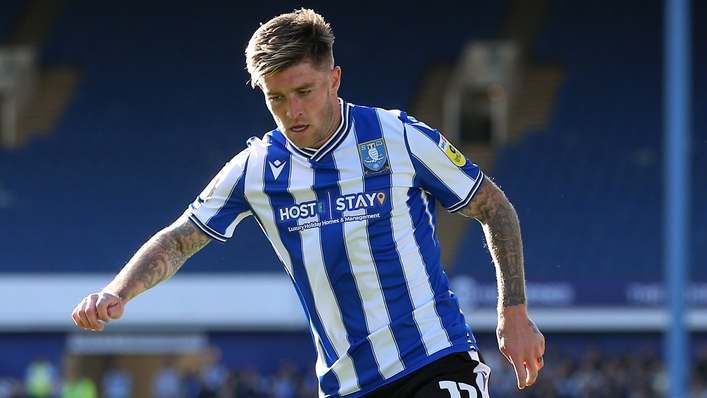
[287,131,312,147]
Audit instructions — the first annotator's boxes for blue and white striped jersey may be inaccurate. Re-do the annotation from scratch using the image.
[187,100,485,397]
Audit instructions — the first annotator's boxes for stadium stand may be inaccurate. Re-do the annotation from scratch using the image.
[0,0,506,273]
[453,0,707,284]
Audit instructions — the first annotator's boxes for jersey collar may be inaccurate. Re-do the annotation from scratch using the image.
[284,98,352,162]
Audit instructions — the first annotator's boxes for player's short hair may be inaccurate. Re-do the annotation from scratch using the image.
[245,8,335,88]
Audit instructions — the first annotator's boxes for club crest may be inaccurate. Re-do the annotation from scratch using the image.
[358,138,390,174]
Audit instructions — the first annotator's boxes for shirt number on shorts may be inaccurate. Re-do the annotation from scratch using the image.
[439,381,477,398]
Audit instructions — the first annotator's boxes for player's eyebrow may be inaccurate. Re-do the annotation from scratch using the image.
[266,81,317,97]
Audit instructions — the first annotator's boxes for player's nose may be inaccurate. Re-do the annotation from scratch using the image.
[286,97,303,119]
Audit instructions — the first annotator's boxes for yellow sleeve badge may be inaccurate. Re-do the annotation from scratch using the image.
[437,135,467,167]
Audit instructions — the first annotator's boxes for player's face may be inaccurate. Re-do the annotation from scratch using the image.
[259,61,342,149]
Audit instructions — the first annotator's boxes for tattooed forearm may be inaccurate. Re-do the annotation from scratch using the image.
[462,178,526,308]
[104,216,211,302]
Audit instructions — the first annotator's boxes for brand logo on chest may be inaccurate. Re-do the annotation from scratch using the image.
[277,191,387,223]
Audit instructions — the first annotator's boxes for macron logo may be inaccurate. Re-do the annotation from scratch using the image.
[269,159,286,179]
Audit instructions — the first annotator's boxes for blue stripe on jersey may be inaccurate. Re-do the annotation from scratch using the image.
[319,369,340,397]
[405,189,440,260]
[352,106,428,370]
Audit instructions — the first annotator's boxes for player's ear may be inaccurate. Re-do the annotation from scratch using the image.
[330,66,341,92]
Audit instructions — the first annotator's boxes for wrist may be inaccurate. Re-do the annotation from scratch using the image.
[100,285,130,305]
[498,302,529,318]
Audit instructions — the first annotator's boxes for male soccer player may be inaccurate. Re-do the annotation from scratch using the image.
[72,9,545,397]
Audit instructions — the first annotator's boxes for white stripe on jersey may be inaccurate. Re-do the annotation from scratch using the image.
[301,224,349,357]
[241,139,293,271]
[369,325,405,379]
[335,354,360,396]
[412,300,455,356]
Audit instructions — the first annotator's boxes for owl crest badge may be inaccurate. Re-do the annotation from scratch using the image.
[358,138,390,174]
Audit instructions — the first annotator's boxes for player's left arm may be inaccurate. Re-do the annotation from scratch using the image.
[460,176,545,389]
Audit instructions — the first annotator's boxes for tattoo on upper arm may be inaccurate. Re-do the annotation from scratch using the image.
[169,220,211,260]
[463,178,526,307]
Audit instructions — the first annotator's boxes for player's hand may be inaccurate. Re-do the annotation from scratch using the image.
[496,304,545,389]
[71,291,125,331]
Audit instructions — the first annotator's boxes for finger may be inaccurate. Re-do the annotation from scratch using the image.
[536,355,545,370]
[524,358,539,387]
[76,298,96,330]
[107,300,124,320]
[512,359,528,389]
[71,300,87,328]
[84,294,105,331]
[96,295,111,323]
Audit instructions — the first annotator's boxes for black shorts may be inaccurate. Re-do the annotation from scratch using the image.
[361,350,491,398]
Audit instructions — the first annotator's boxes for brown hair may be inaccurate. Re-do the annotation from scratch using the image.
[245,8,335,87]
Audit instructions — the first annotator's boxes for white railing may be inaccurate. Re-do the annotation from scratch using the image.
[0,273,706,332]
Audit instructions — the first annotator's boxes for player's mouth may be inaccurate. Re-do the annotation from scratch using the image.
[289,124,308,134]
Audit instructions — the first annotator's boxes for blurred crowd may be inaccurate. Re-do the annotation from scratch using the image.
[484,342,707,398]
[0,354,319,398]
[1,344,707,398]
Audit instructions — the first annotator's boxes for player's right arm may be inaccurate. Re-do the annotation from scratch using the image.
[71,214,211,331]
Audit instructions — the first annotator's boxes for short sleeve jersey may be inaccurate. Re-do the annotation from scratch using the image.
[187,100,485,397]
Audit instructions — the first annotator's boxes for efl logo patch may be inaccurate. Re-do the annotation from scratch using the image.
[358,138,390,174]
[438,135,467,167]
